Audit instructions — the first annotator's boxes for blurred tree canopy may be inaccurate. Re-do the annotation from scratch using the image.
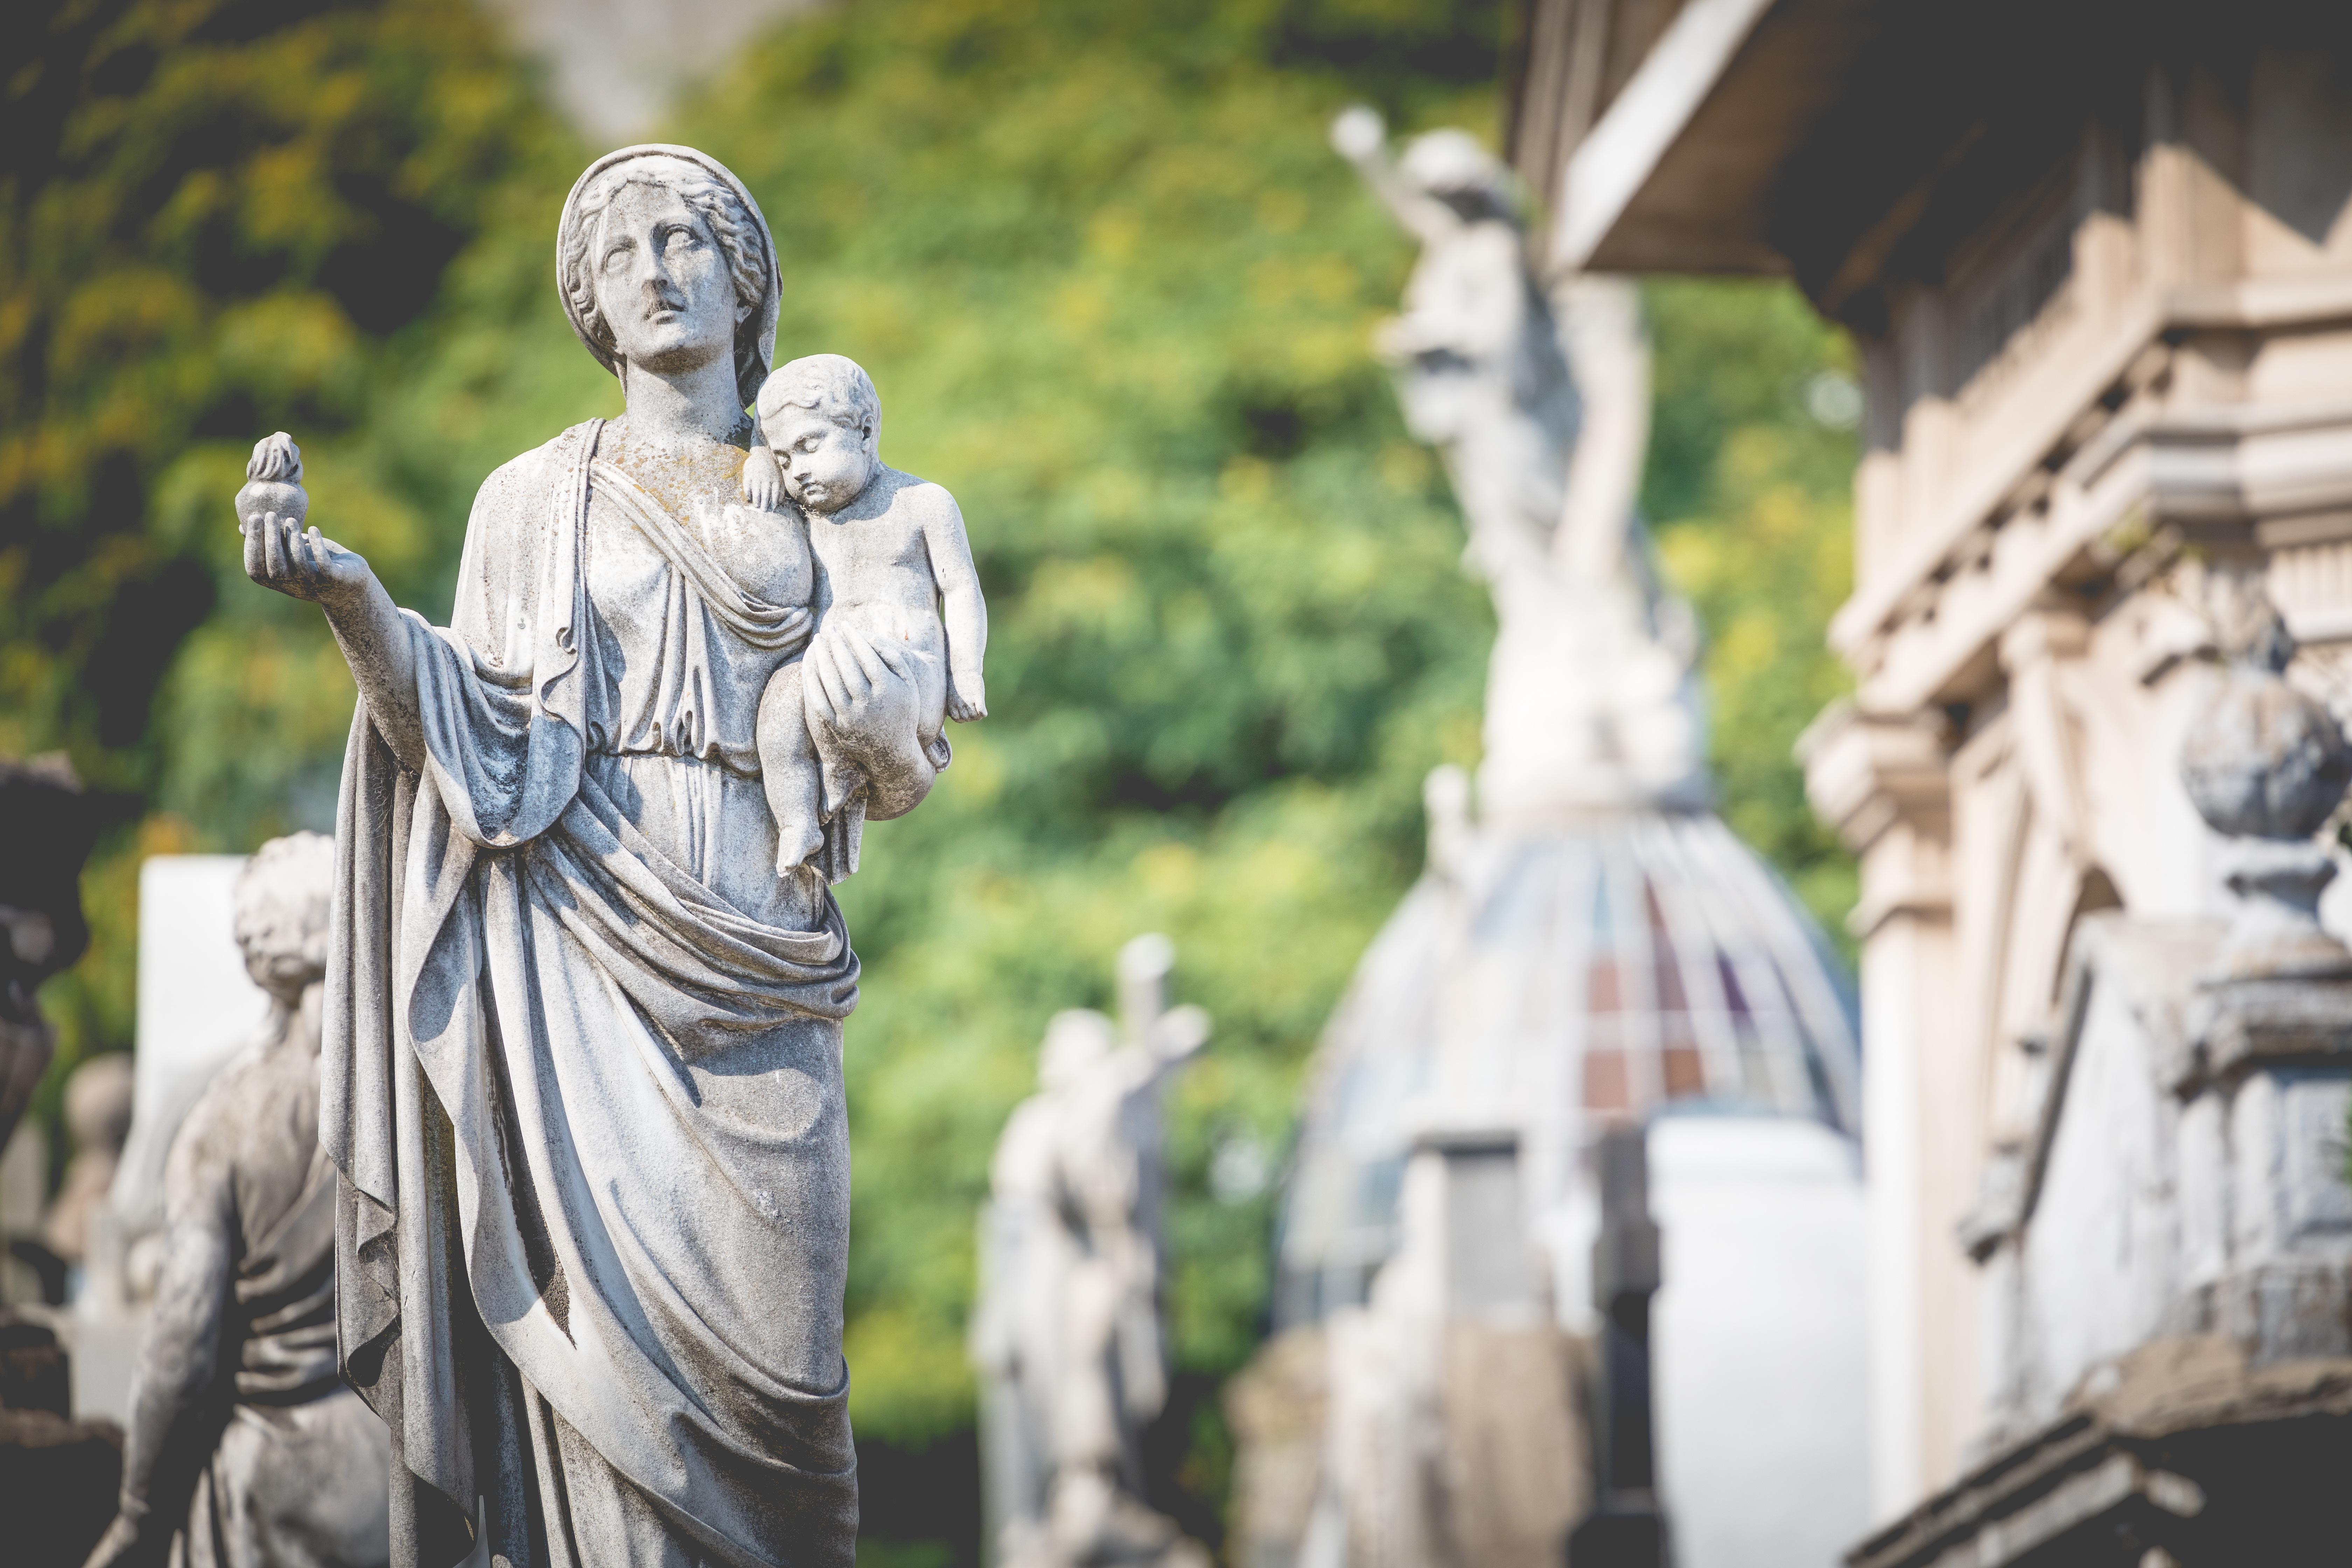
[4,0,556,1098]
[8,0,1856,1550]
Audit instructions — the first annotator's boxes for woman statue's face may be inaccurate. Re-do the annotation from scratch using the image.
[592,179,737,379]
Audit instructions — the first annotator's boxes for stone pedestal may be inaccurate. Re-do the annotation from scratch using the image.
[1849,1340,2352,1568]
[0,1317,123,1568]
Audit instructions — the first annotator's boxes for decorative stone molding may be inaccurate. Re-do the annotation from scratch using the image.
[1801,703,1953,855]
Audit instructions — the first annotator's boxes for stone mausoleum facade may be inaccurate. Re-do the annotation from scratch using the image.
[1509,0,2352,1558]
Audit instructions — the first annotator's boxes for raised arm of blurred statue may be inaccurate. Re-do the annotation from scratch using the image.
[1332,108,1578,590]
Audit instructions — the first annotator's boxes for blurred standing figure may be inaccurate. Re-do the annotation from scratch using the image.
[43,1052,134,1268]
[84,833,391,1568]
[1327,109,1577,590]
[1330,109,1705,820]
[0,756,110,1152]
[973,936,1210,1568]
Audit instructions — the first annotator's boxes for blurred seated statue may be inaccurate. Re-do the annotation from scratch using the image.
[44,1053,135,1272]
[84,833,391,1568]
[974,936,1210,1568]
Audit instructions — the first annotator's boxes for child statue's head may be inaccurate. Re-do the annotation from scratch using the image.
[757,354,880,513]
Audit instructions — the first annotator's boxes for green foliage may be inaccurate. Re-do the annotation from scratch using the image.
[4,0,558,1101]
[3,0,549,787]
[1645,278,1859,940]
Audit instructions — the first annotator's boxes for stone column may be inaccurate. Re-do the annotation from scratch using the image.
[1805,708,1957,1515]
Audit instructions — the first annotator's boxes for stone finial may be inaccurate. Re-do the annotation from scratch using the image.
[2177,580,2352,979]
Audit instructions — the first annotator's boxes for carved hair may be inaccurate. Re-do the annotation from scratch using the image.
[560,156,770,384]
[231,831,336,986]
[758,354,881,447]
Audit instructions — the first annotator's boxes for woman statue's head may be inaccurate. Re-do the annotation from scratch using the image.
[558,146,780,409]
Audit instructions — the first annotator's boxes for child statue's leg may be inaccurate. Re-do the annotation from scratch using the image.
[757,663,827,876]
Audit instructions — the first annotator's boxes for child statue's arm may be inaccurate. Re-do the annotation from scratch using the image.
[927,490,989,721]
[743,423,785,510]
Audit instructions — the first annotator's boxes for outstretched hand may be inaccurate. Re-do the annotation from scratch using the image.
[243,513,375,608]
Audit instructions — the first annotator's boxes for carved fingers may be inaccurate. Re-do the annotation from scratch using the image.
[804,622,929,797]
[743,444,785,510]
[243,513,371,607]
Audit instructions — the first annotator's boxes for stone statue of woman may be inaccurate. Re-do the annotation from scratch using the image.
[237,145,945,1568]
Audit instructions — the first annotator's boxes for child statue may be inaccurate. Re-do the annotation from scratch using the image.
[742,353,989,879]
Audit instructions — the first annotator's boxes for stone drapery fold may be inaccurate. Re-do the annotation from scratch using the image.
[324,420,861,1568]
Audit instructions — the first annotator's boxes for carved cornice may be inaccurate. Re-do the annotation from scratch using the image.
[1802,702,1951,854]
[1836,286,2352,719]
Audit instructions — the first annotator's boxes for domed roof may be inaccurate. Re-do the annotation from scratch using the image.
[1274,807,1859,1326]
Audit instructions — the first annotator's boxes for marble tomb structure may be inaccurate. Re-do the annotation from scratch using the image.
[1506,0,2352,1557]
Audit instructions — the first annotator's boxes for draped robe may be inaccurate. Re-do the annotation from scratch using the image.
[325,419,863,1568]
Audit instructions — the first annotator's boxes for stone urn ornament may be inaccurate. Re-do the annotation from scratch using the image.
[2178,578,2352,979]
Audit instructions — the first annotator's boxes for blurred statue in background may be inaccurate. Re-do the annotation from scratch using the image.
[974,935,1211,1568]
[42,1052,134,1271]
[1330,108,1706,822]
[0,756,110,1154]
[84,833,391,1568]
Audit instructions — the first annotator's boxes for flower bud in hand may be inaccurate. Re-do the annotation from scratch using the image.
[236,432,308,535]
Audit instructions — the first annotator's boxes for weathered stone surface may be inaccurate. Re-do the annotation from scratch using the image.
[1848,1340,2352,1568]
[1974,804,2352,1463]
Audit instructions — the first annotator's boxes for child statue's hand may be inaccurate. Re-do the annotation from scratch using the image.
[743,445,785,511]
[946,671,987,723]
